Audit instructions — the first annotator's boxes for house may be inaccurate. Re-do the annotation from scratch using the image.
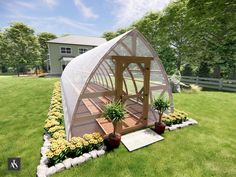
[47,35,106,75]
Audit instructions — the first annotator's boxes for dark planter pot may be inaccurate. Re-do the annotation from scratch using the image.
[154,122,166,134]
[104,133,121,150]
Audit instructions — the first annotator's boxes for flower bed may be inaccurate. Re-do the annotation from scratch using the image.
[162,109,188,126]
[37,82,105,177]
[162,109,198,131]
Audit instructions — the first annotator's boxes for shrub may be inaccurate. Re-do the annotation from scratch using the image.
[103,101,126,135]
[46,138,68,166]
[152,97,170,123]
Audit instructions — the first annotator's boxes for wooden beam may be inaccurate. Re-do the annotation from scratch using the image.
[80,91,115,99]
[142,60,151,122]
[132,32,136,56]
[73,113,103,126]
[112,56,153,63]
[150,85,167,90]
[122,93,142,101]
[121,41,133,56]
[115,59,123,101]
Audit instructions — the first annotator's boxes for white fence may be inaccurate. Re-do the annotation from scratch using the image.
[181,76,236,92]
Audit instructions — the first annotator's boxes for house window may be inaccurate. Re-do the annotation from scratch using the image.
[61,47,71,54]
[79,48,88,55]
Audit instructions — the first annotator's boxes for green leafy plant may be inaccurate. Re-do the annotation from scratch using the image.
[152,97,170,123]
[103,101,126,135]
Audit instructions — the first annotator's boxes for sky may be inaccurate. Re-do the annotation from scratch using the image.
[0,0,171,37]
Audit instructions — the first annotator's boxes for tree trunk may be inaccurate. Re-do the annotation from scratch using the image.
[158,112,163,123]
[35,66,38,76]
[176,59,181,71]
[213,65,221,78]
[16,64,20,77]
[113,122,117,135]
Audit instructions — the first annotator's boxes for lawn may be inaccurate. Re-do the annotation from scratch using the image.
[0,76,235,177]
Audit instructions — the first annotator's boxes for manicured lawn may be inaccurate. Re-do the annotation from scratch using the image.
[0,76,235,177]
[0,76,58,177]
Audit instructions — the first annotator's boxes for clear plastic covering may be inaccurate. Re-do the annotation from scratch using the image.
[61,29,173,139]
[61,31,129,138]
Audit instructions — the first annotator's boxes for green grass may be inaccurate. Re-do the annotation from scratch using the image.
[0,76,236,177]
[0,76,58,177]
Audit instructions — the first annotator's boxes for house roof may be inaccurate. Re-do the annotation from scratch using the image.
[47,35,107,46]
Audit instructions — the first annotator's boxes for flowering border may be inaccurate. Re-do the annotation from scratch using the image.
[166,118,198,131]
[37,133,106,177]
[36,82,106,177]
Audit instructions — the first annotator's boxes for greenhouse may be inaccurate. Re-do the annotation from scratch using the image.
[61,29,174,140]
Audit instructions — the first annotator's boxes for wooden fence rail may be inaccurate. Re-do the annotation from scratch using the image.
[181,76,236,92]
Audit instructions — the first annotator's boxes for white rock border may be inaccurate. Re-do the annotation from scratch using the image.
[166,118,198,131]
[36,133,106,177]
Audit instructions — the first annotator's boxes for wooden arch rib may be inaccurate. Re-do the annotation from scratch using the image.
[97,68,106,88]
[95,70,104,86]
[100,62,114,90]
[94,73,100,85]
[98,67,109,89]
[93,72,100,85]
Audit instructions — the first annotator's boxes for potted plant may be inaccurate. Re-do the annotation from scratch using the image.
[152,97,170,134]
[103,101,125,149]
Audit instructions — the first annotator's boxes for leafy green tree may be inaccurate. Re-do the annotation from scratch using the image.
[102,31,117,41]
[102,0,235,78]
[0,31,8,73]
[4,22,41,76]
[186,0,236,78]
[158,0,190,71]
[134,12,175,73]
[197,62,211,77]
[102,28,130,41]
[182,64,194,76]
[38,32,57,72]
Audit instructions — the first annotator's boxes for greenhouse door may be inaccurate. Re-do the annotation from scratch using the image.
[113,56,152,129]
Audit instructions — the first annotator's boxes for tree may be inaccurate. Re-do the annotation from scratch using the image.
[158,0,191,71]
[0,31,8,73]
[102,28,130,41]
[197,62,211,77]
[102,31,117,41]
[182,64,194,76]
[102,0,235,78]
[4,22,41,76]
[38,32,57,72]
[186,0,236,78]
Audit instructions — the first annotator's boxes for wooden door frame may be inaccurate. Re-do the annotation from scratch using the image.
[112,56,152,123]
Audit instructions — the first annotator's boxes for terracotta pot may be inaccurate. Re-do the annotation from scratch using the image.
[104,133,121,149]
[154,122,166,134]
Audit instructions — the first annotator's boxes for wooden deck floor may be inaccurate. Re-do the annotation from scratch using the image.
[72,83,157,136]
